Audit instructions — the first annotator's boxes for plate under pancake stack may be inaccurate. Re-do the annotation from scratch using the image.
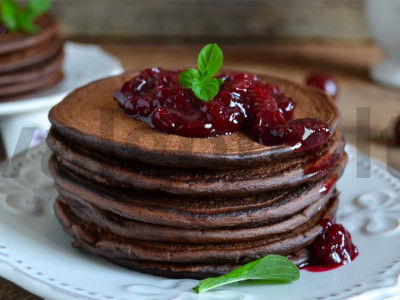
[0,13,63,101]
[47,72,347,279]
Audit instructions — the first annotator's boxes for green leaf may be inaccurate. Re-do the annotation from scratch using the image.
[179,68,198,89]
[1,0,19,31]
[17,15,40,33]
[178,43,224,102]
[27,0,52,17]
[193,254,300,294]
[192,77,220,102]
[0,0,52,33]
[197,43,223,78]
[17,0,51,33]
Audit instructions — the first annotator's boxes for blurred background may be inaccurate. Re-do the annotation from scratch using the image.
[52,0,368,43]
[2,0,397,165]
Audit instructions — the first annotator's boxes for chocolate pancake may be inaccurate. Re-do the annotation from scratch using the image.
[0,49,63,85]
[48,72,340,169]
[56,187,336,244]
[0,36,62,74]
[0,13,59,55]
[48,70,348,279]
[54,196,338,278]
[106,248,312,279]
[0,68,63,98]
[49,153,346,229]
[47,127,345,196]
[55,199,326,264]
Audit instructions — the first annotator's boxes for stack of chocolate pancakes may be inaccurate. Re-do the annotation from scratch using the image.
[47,71,347,279]
[0,13,63,101]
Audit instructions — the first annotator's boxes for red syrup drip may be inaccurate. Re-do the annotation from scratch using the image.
[302,219,359,272]
[304,152,341,177]
[114,68,331,153]
[319,174,338,195]
[301,264,342,273]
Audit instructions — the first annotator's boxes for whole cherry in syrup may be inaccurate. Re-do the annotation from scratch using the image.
[306,72,339,100]
[308,218,358,268]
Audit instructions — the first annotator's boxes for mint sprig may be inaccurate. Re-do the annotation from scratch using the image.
[0,0,52,33]
[193,254,300,294]
[179,43,224,101]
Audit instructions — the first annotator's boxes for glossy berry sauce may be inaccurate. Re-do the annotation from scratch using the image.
[318,174,338,196]
[304,152,341,177]
[306,73,338,100]
[303,219,358,272]
[114,68,330,153]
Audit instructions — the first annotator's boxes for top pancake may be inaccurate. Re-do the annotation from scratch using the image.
[49,71,340,168]
[0,13,59,55]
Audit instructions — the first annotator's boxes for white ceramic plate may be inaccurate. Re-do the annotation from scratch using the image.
[0,42,123,116]
[0,144,400,300]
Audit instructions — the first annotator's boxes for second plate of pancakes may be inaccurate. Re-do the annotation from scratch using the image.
[0,42,123,116]
[0,14,64,100]
[0,42,123,157]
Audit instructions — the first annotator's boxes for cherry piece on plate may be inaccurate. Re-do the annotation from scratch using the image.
[306,73,338,100]
[309,218,358,267]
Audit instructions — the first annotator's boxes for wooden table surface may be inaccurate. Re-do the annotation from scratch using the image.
[1,42,399,299]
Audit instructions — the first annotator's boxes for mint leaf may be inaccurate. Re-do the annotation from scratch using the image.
[179,68,198,89]
[1,0,19,31]
[0,0,52,33]
[193,254,300,294]
[17,14,39,33]
[17,0,51,33]
[192,78,220,102]
[197,43,223,78]
[27,0,52,16]
[179,43,224,101]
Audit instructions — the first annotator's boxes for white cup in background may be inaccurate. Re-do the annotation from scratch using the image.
[365,0,400,88]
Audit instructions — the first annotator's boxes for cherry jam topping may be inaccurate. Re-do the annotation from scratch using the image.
[114,68,330,152]
[306,73,338,100]
[308,219,358,268]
